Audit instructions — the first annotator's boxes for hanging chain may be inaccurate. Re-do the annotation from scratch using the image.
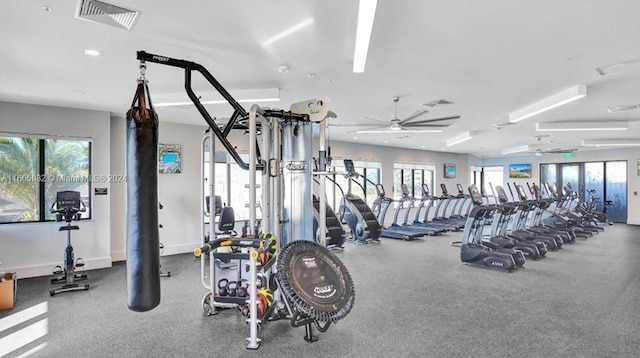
[138,60,147,83]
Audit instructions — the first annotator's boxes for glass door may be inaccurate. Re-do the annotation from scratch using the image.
[604,161,627,222]
[560,164,580,194]
[541,161,627,223]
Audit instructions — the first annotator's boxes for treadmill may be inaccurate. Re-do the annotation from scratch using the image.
[373,184,422,241]
[414,184,460,232]
[394,183,443,235]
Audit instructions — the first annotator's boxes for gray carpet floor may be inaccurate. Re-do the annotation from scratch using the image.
[1,223,639,358]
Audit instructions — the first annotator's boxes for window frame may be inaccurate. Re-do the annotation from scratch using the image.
[0,134,92,224]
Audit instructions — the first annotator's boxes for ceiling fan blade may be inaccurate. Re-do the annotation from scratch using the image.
[354,126,393,133]
[399,110,429,125]
[420,99,453,108]
[396,127,445,133]
[406,115,461,125]
[327,123,376,127]
[405,123,452,128]
[359,115,389,124]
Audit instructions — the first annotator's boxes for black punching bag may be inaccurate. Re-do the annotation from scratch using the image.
[125,80,161,312]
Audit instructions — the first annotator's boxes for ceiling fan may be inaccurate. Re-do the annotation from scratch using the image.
[356,97,459,133]
[528,135,577,156]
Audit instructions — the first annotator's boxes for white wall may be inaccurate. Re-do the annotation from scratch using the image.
[109,116,126,261]
[0,102,112,278]
[109,118,207,260]
[482,148,640,224]
[328,141,472,195]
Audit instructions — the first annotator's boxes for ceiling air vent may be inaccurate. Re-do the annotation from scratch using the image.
[75,0,140,31]
[607,104,640,113]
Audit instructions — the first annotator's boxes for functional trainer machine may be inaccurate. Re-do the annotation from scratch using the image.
[49,191,90,296]
[127,51,355,349]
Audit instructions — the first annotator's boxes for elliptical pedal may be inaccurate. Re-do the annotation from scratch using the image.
[52,265,63,276]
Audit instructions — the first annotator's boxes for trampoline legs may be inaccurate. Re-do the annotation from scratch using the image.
[304,323,318,343]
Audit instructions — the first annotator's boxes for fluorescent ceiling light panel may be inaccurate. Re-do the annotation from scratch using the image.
[262,17,314,47]
[501,145,533,155]
[596,58,640,76]
[154,88,280,107]
[581,139,640,147]
[536,121,628,132]
[352,0,378,73]
[607,104,640,113]
[445,131,474,146]
[356,128,443,134]
[509,85,587,123]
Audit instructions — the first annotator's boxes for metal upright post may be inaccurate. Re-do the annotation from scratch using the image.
[262,116,271,235]
[318,120,328,247]
[246,248,260,349]
[272,119,282,244]
[249,105,261,237]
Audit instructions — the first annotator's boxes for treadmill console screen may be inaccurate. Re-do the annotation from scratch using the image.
[516,185,528,201]
[495,186,509,203]
[467,184,483,206]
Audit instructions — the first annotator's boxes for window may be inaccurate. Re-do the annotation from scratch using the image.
[205,152,262,222]
[482,166,504,199]
[0,136,91,223]
[393,163,435,201]
[324,160,380,209]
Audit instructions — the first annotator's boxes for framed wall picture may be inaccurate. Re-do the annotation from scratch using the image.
[159,143,182,174]
[444,163,456,179]
[508,163,532,178]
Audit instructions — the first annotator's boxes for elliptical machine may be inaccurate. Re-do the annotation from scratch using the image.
[459,184,523,272]
[50,191,90,296]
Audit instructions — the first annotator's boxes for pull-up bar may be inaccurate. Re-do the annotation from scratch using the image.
[137,50,261,171]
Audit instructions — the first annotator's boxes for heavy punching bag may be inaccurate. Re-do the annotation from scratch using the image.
[125,79,161,312]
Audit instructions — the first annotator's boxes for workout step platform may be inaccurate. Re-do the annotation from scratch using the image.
[214,252,276,273]
[215,259,237,270]
[213,295,248,305]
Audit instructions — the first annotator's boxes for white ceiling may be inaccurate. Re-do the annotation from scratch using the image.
[2,0,640,157]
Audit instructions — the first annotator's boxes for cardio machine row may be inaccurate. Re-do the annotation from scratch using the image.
[457,182,607,272]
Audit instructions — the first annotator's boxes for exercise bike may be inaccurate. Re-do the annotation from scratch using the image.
[49,191,90,296]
